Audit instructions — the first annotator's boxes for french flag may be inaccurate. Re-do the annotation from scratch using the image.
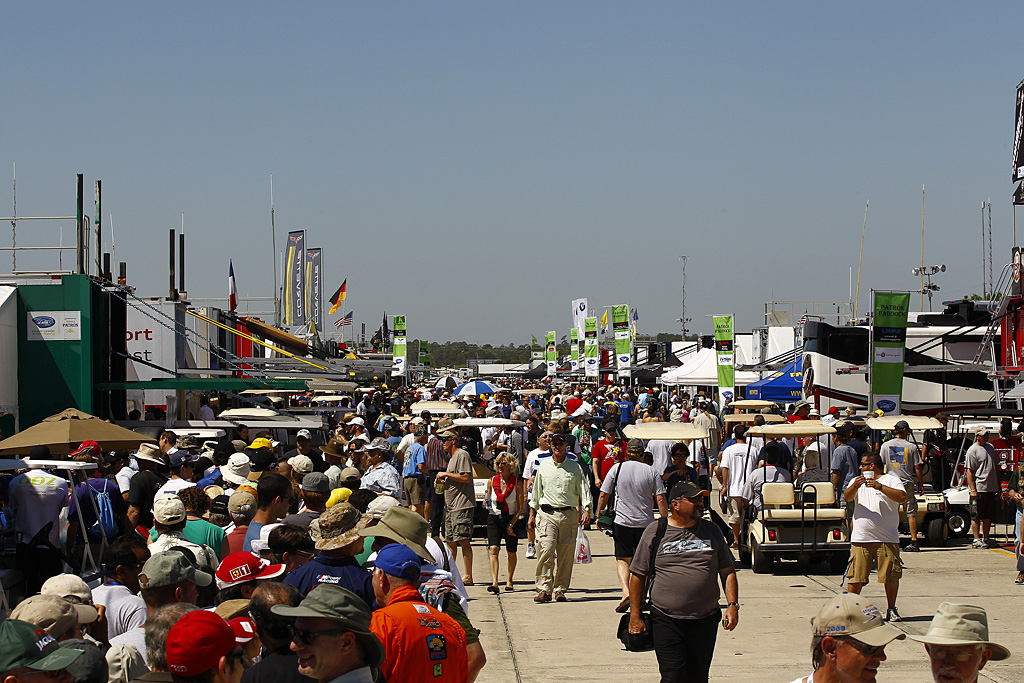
[228,261,238,312]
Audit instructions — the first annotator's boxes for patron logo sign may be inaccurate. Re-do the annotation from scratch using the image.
[869,291,911,415]
[27,311,81,341]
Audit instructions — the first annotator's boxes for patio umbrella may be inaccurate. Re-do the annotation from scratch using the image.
[453,380,500,397]
[0,408,156,456]
[434,376,459,390]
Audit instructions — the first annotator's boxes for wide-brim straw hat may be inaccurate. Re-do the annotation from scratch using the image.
[908,602,1010,660]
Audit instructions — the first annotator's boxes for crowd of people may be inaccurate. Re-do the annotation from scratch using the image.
[0,383,1016,683]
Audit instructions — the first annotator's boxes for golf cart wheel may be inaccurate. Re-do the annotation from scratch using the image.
[828,549,850,574]
[946,509,969,538]
[925,516,948,546]
[751,539,772,574]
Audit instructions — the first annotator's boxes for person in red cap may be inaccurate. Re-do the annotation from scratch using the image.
[165,611,245,683]
[70,440,102,461]
[215,552,285,602]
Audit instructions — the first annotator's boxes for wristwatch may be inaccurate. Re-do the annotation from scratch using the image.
[727,602,739,609]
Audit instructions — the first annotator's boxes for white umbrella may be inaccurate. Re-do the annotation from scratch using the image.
[454,380,500,397]
[435,376,459,390]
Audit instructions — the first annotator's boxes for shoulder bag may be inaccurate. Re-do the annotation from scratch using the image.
[616,516,669,652]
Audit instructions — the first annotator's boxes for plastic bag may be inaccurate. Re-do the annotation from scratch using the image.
[574,527,592,564]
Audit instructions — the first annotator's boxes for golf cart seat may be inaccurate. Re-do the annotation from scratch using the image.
[761,482,847,521]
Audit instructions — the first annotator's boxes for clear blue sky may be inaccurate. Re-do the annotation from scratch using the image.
[4,2,1021,343]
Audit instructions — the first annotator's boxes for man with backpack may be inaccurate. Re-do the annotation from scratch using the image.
[66,463,130,554]
[627,481,739,683]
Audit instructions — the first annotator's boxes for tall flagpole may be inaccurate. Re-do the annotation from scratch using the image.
[271,174,280,327]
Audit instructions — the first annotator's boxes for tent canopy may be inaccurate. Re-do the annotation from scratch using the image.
[745,360,803,403]
[660,348,760,386]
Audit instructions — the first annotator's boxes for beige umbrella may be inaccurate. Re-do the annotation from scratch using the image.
[0,408,156,456]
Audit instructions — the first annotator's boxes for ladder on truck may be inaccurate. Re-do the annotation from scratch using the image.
[972,263,1022,407]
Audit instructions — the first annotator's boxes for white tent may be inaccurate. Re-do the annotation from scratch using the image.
[661,348,760,386]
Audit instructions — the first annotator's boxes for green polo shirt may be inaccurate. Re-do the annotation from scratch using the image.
[530,456,592,512]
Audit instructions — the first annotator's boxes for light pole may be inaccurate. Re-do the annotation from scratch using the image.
[911,264,945,311]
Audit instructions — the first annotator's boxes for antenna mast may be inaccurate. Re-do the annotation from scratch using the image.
[678,255,690,339]
[271,174,280,327]
[988,198,993,297]
[11,163,15,272]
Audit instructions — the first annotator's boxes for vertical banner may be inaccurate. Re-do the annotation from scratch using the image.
[545,330,556,376]
[419,340,430,367]
[612,305,631,375]
[584,317,598,377]
[713,315,735,405]
[392,315,407,377]
[869,291,911,415]
[571,298,589,337]
[283,230,306,326]
[569,328,580,373]
[305,247,323,332]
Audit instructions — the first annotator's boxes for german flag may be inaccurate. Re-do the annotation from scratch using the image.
[328,279,347,315]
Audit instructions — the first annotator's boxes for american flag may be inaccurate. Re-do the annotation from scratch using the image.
[334,311,353,328]
[798,314,808,325]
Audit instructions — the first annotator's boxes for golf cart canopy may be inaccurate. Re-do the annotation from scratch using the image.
[411,401,465,416]
[453,418,526,428]
[730,399,776,410]
[622,423,709,441]
[747,422,837,438]
[864,415,943,431]
[724,413,786,424]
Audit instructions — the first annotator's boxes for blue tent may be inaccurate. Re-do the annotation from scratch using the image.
[745,360,803,403]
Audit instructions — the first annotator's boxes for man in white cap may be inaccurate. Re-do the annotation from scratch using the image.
[788,592,905,683]
[910,602,1010,683]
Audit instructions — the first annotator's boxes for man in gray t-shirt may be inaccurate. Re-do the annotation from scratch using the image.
[597,440,668,613]
[879,421,924,550]
[966,428,1001,548]
[628,481,738,682]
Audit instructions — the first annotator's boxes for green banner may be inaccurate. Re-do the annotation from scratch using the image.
[392,315,407,377]
[418,339,430,367]
[713,315,735,404]
[869,291,911,415]
[612,305,630,374]
[570,328,579,373]
[584,317,598,377]
[545,330,556,376]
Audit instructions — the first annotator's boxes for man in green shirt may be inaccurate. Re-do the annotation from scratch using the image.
[528,433,592,603]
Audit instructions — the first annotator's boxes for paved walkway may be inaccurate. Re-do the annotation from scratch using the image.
[461,527,1024,682]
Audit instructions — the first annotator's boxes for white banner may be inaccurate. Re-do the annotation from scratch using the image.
[571,298,589,337]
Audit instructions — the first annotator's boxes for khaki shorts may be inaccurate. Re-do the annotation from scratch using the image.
[847,542,902,584]
[404,476,427,505]
[902,482,918,515]
[444,507,475,542]
[727,497,747,526]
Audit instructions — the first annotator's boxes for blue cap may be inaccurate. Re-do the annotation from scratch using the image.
[169,450,198,468]
[375,543,421,579]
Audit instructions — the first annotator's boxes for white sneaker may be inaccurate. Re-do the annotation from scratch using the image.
[971,539,986,549]
[526,542,536,559]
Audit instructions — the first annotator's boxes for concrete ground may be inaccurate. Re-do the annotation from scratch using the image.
[461,525,1024,682]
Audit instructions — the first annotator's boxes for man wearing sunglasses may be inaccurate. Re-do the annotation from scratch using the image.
[788,592,905,683]
[843,454,907,623]
[271,585,384,683]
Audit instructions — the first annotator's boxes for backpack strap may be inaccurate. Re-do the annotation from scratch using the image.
[644,517,669,608]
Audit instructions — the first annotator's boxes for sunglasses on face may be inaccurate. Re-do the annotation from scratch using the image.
[925,644,983,662]
[836,637,883,657]
[860,462,876,468]
[288,625,348,646]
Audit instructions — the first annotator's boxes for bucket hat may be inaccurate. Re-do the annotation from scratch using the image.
[908,602,1010,660]
[357,506,432,562]
[315,502,365,551]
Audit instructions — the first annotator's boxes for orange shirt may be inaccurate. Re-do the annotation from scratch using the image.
[370,584,468,682]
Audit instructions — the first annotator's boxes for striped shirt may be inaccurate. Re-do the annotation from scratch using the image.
[426,435,448,472]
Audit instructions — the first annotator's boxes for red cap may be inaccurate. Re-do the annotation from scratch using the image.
[828,407,840,415]
[229,617,257,644]
[166,611,235,676]
[70,441,101,458]
[214,552,285,589]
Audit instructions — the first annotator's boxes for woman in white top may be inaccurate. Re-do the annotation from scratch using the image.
[484,453,527,594]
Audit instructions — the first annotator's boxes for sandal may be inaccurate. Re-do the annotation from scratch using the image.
[487,585,500,594]
[1016,572,1024,585]
[505,585,515,592]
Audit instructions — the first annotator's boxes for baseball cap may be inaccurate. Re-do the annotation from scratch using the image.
[339,467,362,485]
[154,494,186,525]
[271,586,384,668]
[138,551,214,590]
[229,617,257,645]
[300,471,331,493]
[348,417,365,427]
[366,495,400,520]
[215,552,285,589]
[410,416,425,425]
[39,575,100,624]
[0,619,82,673]
[169,449,199,468]
[287,454,314,476]
[10,595,96,639]
[375,543,421,579]
[366,437,392,452]
[893,420,910,432]
[668,481,710,501]
[228,489,257,516]
[69,441,101,460]
[627,439,645,454]
[296,429,312,440]
[811,592,906,647]
[248,437,275,451]
[166,611,237,676]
